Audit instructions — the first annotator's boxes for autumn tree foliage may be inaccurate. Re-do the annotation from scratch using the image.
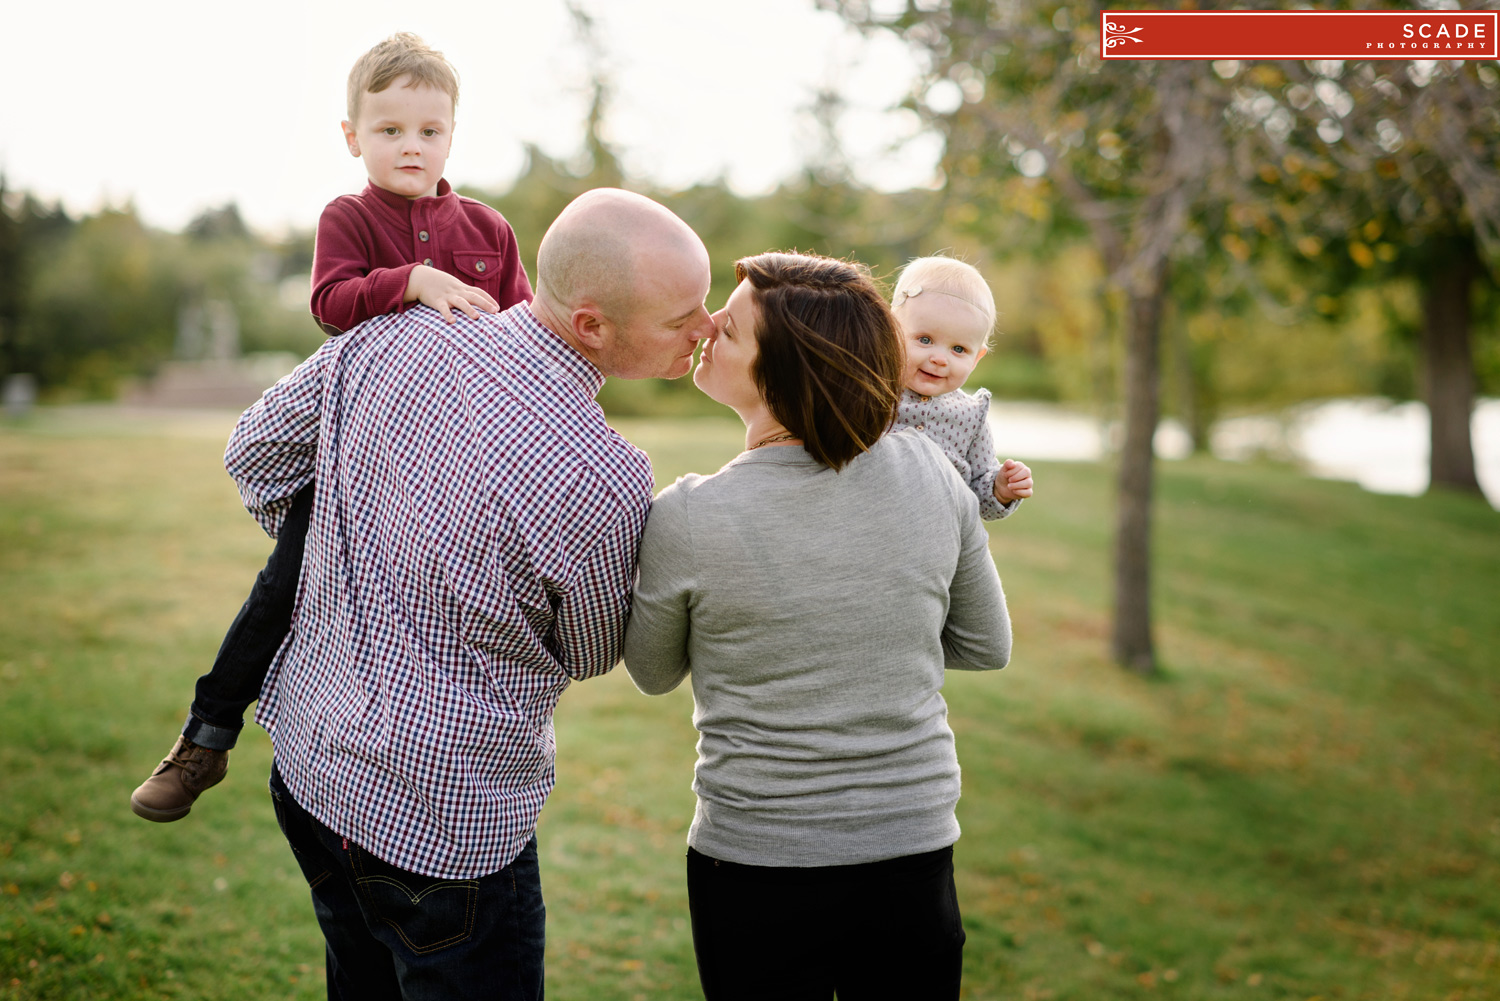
[826,0,1500,672]
[826,0,1277,672]
[1232,51,1500,495]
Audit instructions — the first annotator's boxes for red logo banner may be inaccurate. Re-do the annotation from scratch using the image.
[1099,10,1499,60]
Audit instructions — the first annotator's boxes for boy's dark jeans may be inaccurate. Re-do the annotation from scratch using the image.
[181,485,315,751]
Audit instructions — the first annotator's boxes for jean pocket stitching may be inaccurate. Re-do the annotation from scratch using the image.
[356,874,480,956]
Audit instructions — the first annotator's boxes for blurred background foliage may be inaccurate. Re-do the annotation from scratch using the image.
[4,149,1493,418]
[813,0,1500,668]
[1,2,1496,431]
[0,188,324,400]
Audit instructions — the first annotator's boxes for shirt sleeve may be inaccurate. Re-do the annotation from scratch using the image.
[491,216,534,310]
[310,200,415,335]
[941,478,1012,672]
[223,347,325,538]
[552,493,652,682]
[621,484,694,695]
[965,389,1021,522]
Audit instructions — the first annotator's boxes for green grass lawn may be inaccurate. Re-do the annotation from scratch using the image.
[1,410,1497,1000]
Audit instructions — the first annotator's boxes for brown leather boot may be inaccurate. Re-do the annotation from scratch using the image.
[130,736,229,822]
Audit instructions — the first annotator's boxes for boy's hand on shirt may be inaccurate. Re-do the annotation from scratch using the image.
[405,265,501,323]
[994,459,1034,503]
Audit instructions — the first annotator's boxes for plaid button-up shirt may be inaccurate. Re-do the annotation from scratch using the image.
[226,302,654,879]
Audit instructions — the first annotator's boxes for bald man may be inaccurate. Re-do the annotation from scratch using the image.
[223,189,712,1000]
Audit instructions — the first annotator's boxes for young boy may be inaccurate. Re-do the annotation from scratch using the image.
[890,256,1033,520]
[131,33,534,821]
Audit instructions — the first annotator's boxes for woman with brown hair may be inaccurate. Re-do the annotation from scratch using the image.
[623,252,1012,1000]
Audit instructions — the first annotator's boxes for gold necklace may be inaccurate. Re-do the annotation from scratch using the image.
[748,431,798,450]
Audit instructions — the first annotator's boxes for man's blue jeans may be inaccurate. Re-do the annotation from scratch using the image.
[269,763,546,1000]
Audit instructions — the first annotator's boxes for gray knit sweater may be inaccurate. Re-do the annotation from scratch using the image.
[622,429,1011,867]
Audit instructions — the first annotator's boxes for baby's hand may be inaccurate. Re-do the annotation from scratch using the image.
[405,265,500,323]
[994,459,1034,503]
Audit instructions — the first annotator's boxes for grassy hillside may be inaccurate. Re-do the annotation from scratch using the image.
[1,412,1496,1000]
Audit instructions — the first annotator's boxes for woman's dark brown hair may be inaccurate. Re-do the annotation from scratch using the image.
[736,252,903,471]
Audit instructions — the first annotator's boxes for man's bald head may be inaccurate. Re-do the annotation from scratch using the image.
[530,189,714,380]
[535,188,703,322]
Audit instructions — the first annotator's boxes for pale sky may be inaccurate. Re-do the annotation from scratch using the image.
[1,0,937,235]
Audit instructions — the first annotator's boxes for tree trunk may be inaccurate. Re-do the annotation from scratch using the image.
[1112,268,1166,675]
[1421,240,1482,495]
[1169,315,1210,453]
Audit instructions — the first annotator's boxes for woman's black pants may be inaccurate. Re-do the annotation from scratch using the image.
[686,844,965,1001]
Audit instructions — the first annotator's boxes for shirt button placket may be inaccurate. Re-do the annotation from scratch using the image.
[414,201,432,265]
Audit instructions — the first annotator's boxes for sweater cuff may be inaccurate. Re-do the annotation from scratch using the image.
[374,263,419,317]
[977,469,1021,521]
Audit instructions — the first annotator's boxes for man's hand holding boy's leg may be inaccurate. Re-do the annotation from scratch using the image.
[405,264,500,323]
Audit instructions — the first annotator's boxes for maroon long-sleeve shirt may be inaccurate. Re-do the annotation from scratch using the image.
[310,179,533,335]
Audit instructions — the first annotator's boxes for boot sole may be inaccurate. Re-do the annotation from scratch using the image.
[130,795,192,823]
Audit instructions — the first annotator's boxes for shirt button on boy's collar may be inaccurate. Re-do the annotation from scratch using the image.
[919,395,930,402]
[419,230,430,242]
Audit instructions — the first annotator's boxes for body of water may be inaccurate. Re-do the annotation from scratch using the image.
[990,397,1500,509]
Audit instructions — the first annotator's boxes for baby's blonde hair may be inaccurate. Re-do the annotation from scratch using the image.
[346,33,460,125]
[892,256,997,347]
